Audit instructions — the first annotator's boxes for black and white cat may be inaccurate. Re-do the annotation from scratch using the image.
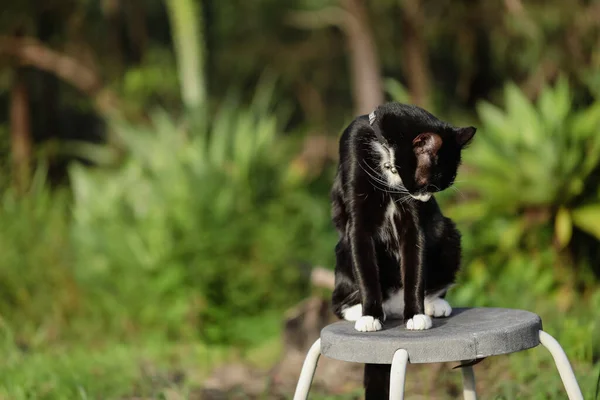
[331,102,476,332]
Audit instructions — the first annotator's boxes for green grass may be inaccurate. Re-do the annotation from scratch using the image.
[0,337,231,400]
[1,286,596,400]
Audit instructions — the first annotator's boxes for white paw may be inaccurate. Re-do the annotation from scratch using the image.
[342,304,363,321]
[424,298,452,317]
[406,314,432,330]
[354,316,383,332]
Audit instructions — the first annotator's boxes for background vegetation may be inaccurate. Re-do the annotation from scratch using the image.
[0,0,599,398]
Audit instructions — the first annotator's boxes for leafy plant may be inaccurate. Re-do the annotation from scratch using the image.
[68,80,333,345]
[448,77,600,252]
[0,167,77,343]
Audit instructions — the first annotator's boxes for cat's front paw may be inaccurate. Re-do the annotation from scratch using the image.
[424,298,452,318]
[354,316,383,332]
[406,314,432,330]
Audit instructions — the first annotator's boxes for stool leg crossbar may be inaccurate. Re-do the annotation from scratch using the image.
[293,331,583,400]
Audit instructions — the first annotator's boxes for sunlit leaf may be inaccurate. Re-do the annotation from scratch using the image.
[571,205,600,240]
[504,82,541,148]
[554,207,572,248]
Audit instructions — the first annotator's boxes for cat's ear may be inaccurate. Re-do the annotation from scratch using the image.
[455,127,476,147]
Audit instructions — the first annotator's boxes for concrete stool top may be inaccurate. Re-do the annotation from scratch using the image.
[320,308,542,364]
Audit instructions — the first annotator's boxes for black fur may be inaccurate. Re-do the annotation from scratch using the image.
[330,102,476,397]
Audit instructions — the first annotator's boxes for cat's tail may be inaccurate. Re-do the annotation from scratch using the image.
[364,363,391,399]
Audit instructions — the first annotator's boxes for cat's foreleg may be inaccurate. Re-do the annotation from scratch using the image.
[401,223,432,330]
[423,217,460,318]
[349,226,385,332]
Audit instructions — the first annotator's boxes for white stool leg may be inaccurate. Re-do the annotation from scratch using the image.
[460,364,477,400]
[293,338,321,400]
[538,330,584,400]
[389,349,409,400]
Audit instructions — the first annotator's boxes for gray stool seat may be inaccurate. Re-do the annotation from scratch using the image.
[320,307,542,364]
[293,307,584,400]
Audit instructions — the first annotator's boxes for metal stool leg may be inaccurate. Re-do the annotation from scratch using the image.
[389,349,409,400]
[538,330,584,400]
[460,364,477,400]
[293,338,322,400]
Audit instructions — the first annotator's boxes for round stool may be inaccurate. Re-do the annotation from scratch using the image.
[292,308,583,400]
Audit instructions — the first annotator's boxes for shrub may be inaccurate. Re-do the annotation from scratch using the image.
[444,78,600,363]
[68,82,333,345]
[448,78,600,275]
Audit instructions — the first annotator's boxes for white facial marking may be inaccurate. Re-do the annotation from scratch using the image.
[406,314,432,330]
[355,316,383,332]
[342,304,363,321]
[410,193,431,202]
[371,142,403,188]
[383,288,404,319]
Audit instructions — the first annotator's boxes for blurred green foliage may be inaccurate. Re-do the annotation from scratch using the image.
[68,82,333,345]
[0,82,334,349]
[442,79,600,371]
[1,0,600,398]
[1,77,599,398]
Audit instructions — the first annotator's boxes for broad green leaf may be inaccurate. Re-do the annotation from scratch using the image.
[504,82,541,147]
[541,75,571,134]
[538,82,565,133]
[476,102,513,141]
[571,205,600,240]
[570,102,600,140]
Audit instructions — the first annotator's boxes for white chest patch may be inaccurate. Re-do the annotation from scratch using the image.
[378,202,401,260]
[383,288,404,318]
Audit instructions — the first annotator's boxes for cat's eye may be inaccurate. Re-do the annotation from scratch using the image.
[390,168,398,174]
[384,162,392,169]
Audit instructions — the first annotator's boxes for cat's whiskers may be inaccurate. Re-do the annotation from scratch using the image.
[359,162,409,195]
[395,194,414,207]
[359,166,398,194]
[362,162,410,195]
[450,185,466,198]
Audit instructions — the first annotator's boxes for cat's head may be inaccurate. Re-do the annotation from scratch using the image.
[373,103,476,201]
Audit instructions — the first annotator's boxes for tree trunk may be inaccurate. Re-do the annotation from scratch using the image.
[101,0,124,74]
[10,68,32,193]
[400,0,430,108]
[125,0,148,64]
[341,0,384,115]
